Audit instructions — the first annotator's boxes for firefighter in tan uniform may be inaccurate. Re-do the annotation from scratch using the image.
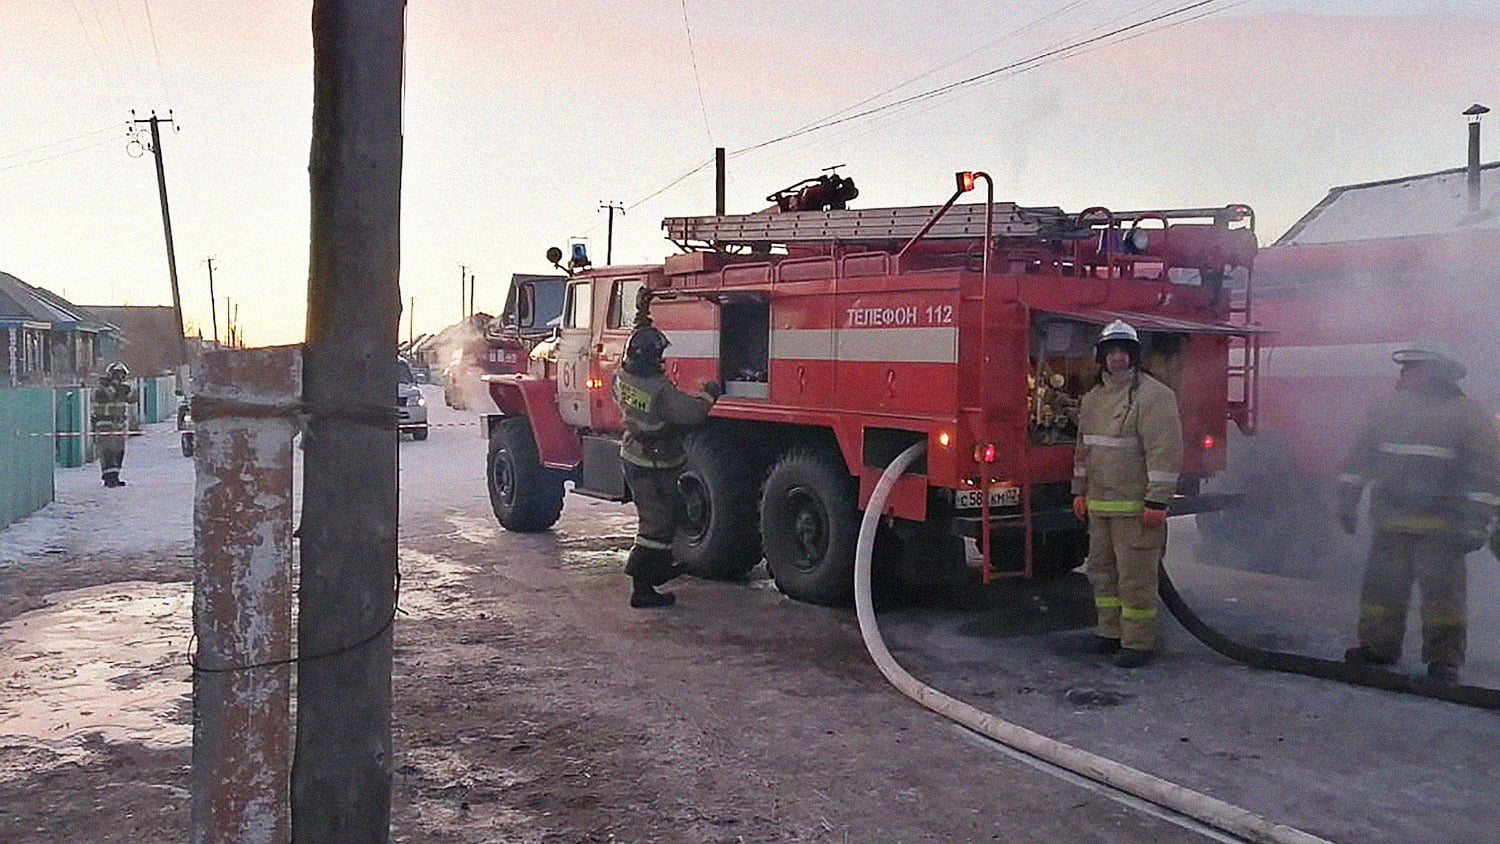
[1071,321,1183,668]
[91,361,136,488]
[611,321,721,608]
[1338,341,1500,684]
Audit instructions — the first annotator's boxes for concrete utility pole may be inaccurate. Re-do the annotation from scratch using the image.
[293,2,404,842]
[600,201,624,264]
[132,111,188,364]
[191,346,300,844]
[203,257,219,344]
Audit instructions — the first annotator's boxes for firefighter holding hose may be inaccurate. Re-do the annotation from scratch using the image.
[611,296,721,608]
[1071,320,1183,668]
[1338,341,1500,684]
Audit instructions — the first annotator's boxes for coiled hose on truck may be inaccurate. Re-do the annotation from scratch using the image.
[855,441,1331,844]
[1158,566,1500,710]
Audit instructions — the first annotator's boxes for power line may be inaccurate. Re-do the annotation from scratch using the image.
[140,0,176,105]
[0,123,126,163]
[731,0,1230,157]
[680,0,714,149]
[0,132,125,174]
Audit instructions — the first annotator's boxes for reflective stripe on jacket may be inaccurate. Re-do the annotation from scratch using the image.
[1339,378,1500,535]
[91,381,135,431]
[611,369,715,468]
[1071,369,1183,514]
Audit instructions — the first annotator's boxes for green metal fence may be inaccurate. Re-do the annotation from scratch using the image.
[1,387,55,530]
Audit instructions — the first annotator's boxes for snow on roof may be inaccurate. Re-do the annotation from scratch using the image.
[1276,161,1500,246]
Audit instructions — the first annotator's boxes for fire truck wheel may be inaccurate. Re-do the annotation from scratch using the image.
[1032,527,1087,577]
[487,417,564,532]
[673,428,764,579]
[180,432,194,458]
[760,446,859,606]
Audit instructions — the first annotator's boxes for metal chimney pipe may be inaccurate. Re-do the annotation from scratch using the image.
[1464,103,1489,215]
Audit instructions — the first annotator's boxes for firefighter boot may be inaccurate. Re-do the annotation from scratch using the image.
[1114,648,1153,668]
[1344,646,1396,667]
[1427,663,1459,684]
[630,577,676,609]
[1085,635,1121,655]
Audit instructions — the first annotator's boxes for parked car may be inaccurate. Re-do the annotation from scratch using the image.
[397,359,428,440]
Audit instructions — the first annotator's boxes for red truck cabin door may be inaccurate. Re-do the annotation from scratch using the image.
[557,278,593,428]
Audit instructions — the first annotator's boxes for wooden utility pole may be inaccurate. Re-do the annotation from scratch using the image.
[203,257,220,344]
[599,202,624,265]
[293,2,404,842]
[132,111,188,364]
[458,263,468,320]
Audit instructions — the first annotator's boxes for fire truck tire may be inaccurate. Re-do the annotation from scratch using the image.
[673,429,764,579]
[761,446,860,606]
[180,432,194,458]
[1033,527,1088,577]
[487,417,564,532]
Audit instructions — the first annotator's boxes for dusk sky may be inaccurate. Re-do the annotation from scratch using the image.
[2,1,1496,346]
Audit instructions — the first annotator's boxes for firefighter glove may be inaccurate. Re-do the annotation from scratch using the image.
[1141,506,1167,528]
[701,379,724,400]
[1071,495,1088,520]
[1339,511,1358,535]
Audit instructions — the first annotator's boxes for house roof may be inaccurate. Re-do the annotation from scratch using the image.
[78,304,185,374]
[1275,160,1500,246]
[0,271,104,328]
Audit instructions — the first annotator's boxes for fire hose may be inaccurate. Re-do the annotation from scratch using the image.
[1158,567,1500,710]
[855,441,1330,844]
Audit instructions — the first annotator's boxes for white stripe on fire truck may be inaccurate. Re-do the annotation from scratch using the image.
[837,326,957,363]
[662,330,719,360]
[768,327,959,363]
[1377,442,1457,459]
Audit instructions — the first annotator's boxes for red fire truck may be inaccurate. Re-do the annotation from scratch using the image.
[482,171,1263,604]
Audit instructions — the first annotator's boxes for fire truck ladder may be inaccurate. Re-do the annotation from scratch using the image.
[1222,205,1261,435]
[663,202,1068,252]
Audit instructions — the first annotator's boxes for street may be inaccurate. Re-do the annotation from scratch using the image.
[0,386,1496,842]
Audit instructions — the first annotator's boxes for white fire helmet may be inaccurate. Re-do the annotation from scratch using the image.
[1392,339,1466,380]
[1097,319,1139,346]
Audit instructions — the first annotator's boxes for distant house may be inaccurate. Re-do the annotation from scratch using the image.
[79,305,187,377]
[0,271,118,387]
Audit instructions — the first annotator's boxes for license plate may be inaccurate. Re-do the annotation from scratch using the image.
[954,485,1021,509]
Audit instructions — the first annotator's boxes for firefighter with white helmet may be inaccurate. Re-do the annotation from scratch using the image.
[92,361,136,487]
[1070,319,1183,667]
[1338,340,1500,683]
[611,303,722,608]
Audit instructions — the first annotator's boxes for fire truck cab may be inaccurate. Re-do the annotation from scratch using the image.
[483,171,1263,605]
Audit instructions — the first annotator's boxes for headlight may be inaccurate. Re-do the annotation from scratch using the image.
[414,393,426,406]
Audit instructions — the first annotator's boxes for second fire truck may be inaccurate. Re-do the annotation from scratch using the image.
[482,170,1263,605]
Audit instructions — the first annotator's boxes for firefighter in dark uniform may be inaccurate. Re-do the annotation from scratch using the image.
[611,320,721,608]
[92,361,136,488]
[1071,320,1183,668]
[1338,341,1500,684]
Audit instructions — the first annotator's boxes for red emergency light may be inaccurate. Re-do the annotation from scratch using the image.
[973,443,996,463]
[1202,434,1216,451]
